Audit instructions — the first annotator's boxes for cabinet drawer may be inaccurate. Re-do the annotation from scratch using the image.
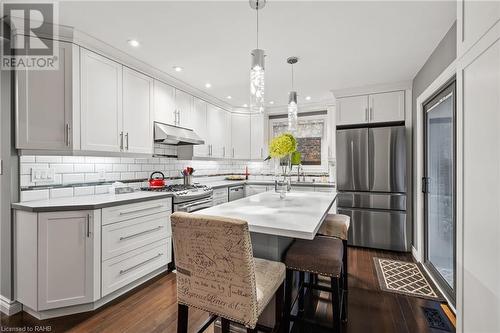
[212,187,228,198]
[102,239,170,296]
[102,198,171,225]
[102,212,171,261]
[213,197,228,206]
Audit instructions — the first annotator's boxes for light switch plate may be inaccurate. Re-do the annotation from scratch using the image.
[31,167,55,183]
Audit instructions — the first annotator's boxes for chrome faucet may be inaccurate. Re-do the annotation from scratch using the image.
[297,164,305,182]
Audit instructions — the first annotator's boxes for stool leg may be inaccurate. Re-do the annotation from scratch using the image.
[177,304,189,333]
[275,282,284,331]
[283,269,293,333]
[342,239,348,322]
[221,318,230,333]
[246,328,257,333]
[330,277,342,333]
[298,271,305,314]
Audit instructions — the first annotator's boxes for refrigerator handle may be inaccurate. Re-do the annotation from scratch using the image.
[421,177,428,193]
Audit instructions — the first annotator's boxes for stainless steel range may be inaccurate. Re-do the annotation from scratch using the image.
[141,184,213,212]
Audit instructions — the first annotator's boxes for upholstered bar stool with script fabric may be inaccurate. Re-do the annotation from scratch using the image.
[317,213,351,313]
[283,236,346,333]
[170,212,286,333]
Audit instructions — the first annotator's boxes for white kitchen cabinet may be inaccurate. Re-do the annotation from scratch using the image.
[207,104,227,158]
[224,110,232,158]
[250,113,266,160]
[80,49,123,152]
[38,210,99,310]
[231,112,251,159]
[175,89,193,128]
[336,95,369,126]
[212,187,229,205]
[15,209,100,311]
[122,68,154,154]
[458,0,500,57]
[245,184,268,197]
[192,98,209,157]
[458,17,500,333]
[153,80,176,125]
[16,40,79,151]
[369,91,405,123]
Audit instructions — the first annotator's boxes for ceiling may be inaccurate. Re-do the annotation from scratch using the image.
[59,1,456,108]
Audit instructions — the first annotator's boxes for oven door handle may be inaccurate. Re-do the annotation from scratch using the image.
[178,198,213,210]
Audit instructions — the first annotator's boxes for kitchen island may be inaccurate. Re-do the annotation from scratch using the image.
[198,190,337,331]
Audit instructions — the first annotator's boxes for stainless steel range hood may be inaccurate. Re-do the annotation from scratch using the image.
[154,122,204,145]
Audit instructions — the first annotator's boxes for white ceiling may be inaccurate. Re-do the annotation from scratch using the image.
[59,1,456,108]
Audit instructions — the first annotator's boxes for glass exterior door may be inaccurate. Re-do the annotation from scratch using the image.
[423,81,456,304]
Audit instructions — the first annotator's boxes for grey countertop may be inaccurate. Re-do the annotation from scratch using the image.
[12,179,335,212]
[12,191,174,212]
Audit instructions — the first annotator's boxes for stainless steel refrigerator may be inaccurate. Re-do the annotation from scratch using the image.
[336,125,409,251]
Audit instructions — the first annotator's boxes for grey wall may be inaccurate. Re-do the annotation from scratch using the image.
[411,21,457,249]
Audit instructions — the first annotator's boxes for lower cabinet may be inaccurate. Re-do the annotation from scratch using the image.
[212,187,229,206]
[14,198,172,313]
[15,209,100,311]
[244,184,269,197]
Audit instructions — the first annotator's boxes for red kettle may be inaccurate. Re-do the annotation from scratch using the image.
[148,171,166,188]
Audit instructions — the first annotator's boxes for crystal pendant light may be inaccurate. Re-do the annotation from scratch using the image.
[287,57,299,132]
[249,0,266,113]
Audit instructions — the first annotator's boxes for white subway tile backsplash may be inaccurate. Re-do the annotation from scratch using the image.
[74,164,95,173]
[36,156,62,163]
[128,164,141,172]
[121,157,135,164]
[20,156,36,163]
[85,173,102,182]
[50,164,74,173]
[120,172,135,180]
[135,172,149,179]
[105,157,121,164]
[112,164,127,172]
[74,186,95,196]
[20,175,34,187]
[85,156,106,164]
[105,173,121,181]
[21,163,48,175]
[21,189,49,202]
[62,173,85,184]
[95,164,113,172]
[50,187,74,199]
[62,156,85,163]
[135,158,149,164]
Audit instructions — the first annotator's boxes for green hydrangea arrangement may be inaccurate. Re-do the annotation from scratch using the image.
[268,133,297,159]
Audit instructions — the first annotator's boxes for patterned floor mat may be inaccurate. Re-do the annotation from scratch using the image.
[373,257,445,301]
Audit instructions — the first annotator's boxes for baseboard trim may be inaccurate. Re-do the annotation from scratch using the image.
[411,245,420,262]
[0,296,22,316]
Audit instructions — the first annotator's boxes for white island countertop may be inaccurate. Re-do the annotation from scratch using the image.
[198,191,337,240]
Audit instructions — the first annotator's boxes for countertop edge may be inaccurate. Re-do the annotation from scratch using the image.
[210,180,336,189]
[11,193,174,213]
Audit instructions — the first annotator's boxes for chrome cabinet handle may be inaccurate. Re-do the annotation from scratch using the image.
[120,131,124,150]
[119,226,164,241]
[365,108,368,122]
[65,123,70,146]
[369,107,373,121]
[86,214,91,238]
[125,132,129,150]
[119,253,163,275]
[118,204,163,215]
[261,148,263,158]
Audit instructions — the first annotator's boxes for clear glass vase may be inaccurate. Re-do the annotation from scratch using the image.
[274,155,292,199]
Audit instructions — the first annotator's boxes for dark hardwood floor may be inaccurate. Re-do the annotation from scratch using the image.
[1,247,454,333]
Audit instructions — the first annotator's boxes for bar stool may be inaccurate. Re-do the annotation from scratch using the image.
[283,236,346,333]
[318,213,351,313]
[170,212,286,333]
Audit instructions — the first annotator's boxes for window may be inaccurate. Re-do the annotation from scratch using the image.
[269,113,328,172]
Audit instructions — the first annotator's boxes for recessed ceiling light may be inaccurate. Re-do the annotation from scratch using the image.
[173,66,183,72]
[205,83,212,88]
[127,39,140,47]
[305,96,311,101]
[269,101,274,105]
[243,104,248,107]
[226,96,232,99]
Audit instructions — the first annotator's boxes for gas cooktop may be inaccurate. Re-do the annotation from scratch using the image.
[141,183,213,203]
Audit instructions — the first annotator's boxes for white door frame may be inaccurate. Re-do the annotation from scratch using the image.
[414,60,457,310]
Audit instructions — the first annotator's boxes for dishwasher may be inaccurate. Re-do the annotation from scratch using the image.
[228,185,245,201]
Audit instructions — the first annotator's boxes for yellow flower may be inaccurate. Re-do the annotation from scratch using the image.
[268,133,297,158]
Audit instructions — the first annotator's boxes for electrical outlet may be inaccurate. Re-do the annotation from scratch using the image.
[31,167,55,183]
[97,168,106,181]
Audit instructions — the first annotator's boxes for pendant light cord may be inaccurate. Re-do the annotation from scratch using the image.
[291,63,294,89]
[256,6,259,49]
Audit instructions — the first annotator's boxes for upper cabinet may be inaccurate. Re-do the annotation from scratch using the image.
[175,89,193,128]
[191,98,209,157]
[208,105,228,158]
[369,91,405,123]
[336,91,405,126]
[336,95,369,125]
[250,113,266,160]
[122,67,154,154]
[81,49,153,154]
[153,80,176,125]
[80,49,123,153]
[458,0,500,57]
[231,113,251,160]
[16,39,79,151]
